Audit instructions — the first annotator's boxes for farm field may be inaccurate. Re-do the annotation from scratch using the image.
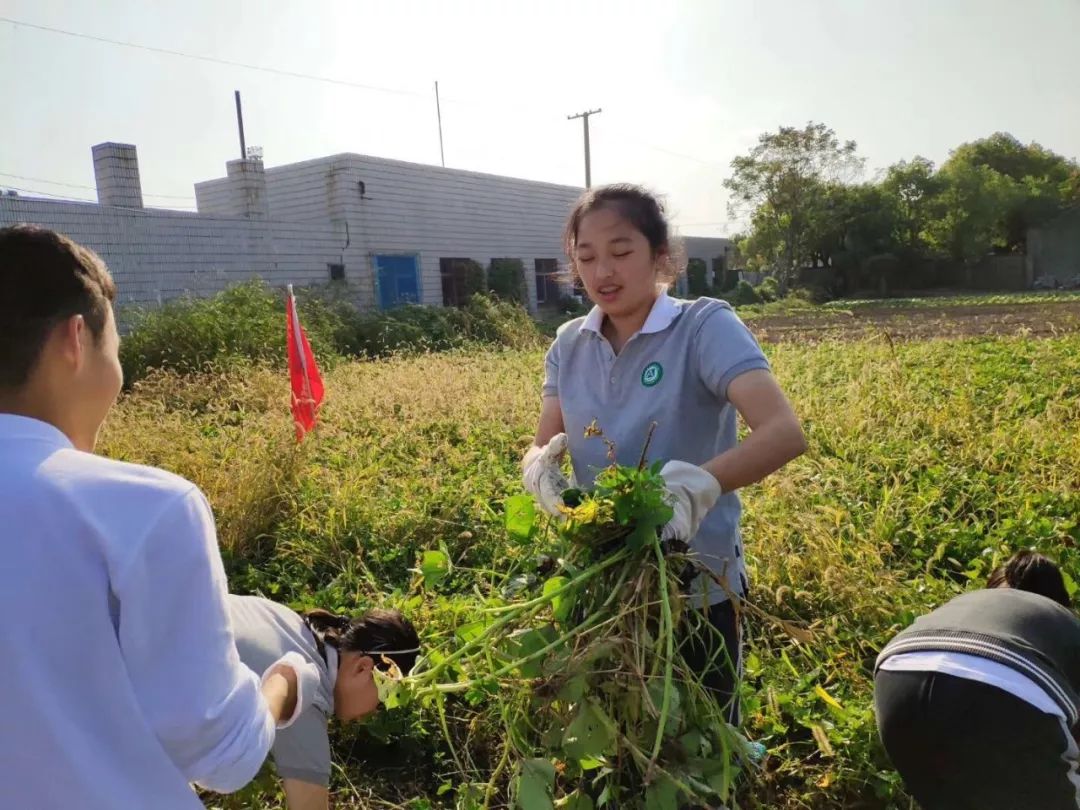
[98,294,1080,809]
[743,290,1080,344]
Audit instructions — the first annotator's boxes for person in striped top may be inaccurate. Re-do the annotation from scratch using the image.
[875,550,1080,809]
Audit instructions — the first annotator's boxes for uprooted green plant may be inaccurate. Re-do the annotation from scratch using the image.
[386,458,767,810]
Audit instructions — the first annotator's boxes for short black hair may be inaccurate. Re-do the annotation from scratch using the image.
[987,550,1071,608]
[0,225,116,389]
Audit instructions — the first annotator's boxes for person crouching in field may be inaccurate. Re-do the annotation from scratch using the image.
[228,595,420,810]
[0,224,322,810]
[875,550,1080,809]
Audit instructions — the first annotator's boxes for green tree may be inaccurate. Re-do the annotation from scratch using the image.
[941,133,1080,250]
[731,126,1080,296]
[924,161,1020,263]
[1062,169,1080,205]
[801,182,900,293]
[737,204,785,275]
[806,182,897,267]
[950,132,1075,187]
[724,122,864,293]
[880,157,942,258]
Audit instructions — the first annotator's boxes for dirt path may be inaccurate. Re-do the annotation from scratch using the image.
[747,301,1080,343]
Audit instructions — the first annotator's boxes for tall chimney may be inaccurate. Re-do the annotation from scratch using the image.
[224,157,269,218]
[92,142,144,208]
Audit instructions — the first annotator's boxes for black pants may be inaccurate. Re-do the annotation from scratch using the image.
[679,599,742,724]
[875,669,1080,810]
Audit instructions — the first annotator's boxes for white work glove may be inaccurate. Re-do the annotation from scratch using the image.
[522,433,572,517]
[262,651,322,730]
[659,460,722,542]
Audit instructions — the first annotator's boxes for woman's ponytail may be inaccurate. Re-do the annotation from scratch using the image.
[302,607,421,674]
[302,609,352,649]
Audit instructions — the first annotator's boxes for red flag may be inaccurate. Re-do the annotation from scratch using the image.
[286,285,324,441]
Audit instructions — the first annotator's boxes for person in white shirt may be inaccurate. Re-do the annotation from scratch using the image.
[0,224,321,810]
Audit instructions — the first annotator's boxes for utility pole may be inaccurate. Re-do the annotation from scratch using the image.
[434,81,445,167]
[234,90,247,160]
[567,108,601,187]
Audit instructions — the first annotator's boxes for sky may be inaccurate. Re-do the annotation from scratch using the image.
[2,0,1078,237]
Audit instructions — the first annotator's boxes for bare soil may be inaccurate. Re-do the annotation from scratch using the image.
[748,301,1080,344]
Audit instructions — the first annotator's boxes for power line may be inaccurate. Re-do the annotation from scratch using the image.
[0,185,96,202]
[1,15,551,126]
[1,15,737,207]
[625,138,729,169]
[0,16,430,99]
[1,16,737,175]
[0,185,197,210]
[0,172,93,190]
[0,172,195,200]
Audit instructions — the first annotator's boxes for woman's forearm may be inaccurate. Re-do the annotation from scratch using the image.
[261,668,298,725]
[702,414,807,493]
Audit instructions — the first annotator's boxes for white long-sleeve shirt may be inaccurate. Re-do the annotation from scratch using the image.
[0,414,276,809]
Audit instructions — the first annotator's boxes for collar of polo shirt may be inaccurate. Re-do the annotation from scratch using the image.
[581,291,681,337]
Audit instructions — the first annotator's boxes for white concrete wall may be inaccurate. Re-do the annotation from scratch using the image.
[683,235,731,264]
[261,154,583,311]
[3,146,733,314]
[193,177,236,217]
[677,235,732,295]
[0,196,347,307]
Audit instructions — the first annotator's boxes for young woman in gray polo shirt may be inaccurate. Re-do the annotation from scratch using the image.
[523,184,807,721]
[228,595,420,810]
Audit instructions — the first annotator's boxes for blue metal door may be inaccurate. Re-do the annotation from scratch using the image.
[375,255,420,309]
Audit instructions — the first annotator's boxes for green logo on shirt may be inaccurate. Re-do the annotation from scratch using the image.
[641,362,663,388]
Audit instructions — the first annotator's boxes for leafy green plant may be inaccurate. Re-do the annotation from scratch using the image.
[118,280,353,384]
[728,280,763,306]
[119,282,543,384]
[488,259,528,305]
[756,276,780,303]
[687,259,709,297]
[392,457,763,810]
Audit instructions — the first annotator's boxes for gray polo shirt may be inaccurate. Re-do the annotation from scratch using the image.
[228,595,335,786]
[543,294,770,605]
